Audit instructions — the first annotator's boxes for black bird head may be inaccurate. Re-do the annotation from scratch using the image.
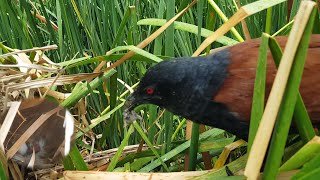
[125,50,230,116]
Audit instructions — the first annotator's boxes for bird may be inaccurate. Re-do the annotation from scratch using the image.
[124,35,320,140]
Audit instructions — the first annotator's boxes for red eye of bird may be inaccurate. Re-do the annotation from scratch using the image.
[146,87,154,95]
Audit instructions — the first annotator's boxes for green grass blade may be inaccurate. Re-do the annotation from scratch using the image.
[163,0,175,156]
[248,33,269,151]
[187,2,205,169]
[152,0,165,55]
[38,0,57,45]
[137,19,239,45]
[138,128,224,172]
[198,137,235,152]
[106,46,163,63]
[194,154,248,179]
[171,119,186,141]
[111,6,135,48]
[0,150,8,180]
[280,136,320,172]
[75,102,125,139]
[265,7,273,34]
[263,6,317,179]
[296,168,320,180]
[58,54,169,69]
[312,10,320,34]
[164,111,174,152]
[147,105,159,143]
[272,20,294,37]
[130,157,154,171]
[292,94,316,142]
[60,70,116,108]
[67,144,88,170]
[188,122,200,170]
[133,121,169,172]
[62,155,75,170]
[269,37,315,143]
[165,0,175,57]
[106,125,134,171]
[197,0,204,46]
[207,0,244,42]
[291,147,320,179]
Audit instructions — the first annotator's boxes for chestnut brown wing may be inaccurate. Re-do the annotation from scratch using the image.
[214,35,320,123]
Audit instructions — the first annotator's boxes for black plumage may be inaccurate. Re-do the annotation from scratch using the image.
[125,50,248,139]
[124,35,320,140]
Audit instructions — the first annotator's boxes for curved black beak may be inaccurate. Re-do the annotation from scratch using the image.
[124,93,139,111]
[123,93,142,125]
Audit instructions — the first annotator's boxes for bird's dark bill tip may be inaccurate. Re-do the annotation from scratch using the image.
[123,93,142,126]
[124,93,138,111]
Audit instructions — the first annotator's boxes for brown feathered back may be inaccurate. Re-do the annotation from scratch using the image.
[214,35,320,123]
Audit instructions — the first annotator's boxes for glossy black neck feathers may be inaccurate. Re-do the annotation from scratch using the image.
[187,101,249,140]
